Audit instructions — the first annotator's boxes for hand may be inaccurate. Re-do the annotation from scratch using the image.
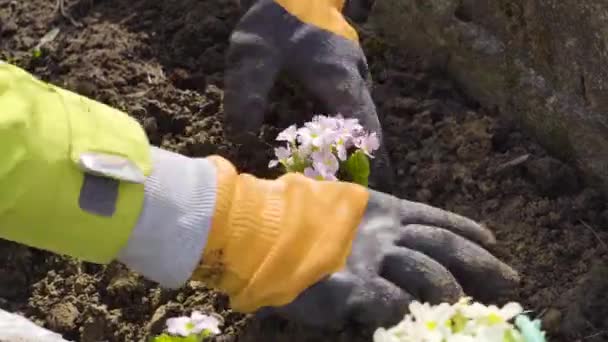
[256,190,520,329]
[224,0,395,192]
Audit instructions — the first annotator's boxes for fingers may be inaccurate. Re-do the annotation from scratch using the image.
[348,276,414,328]
[396,224,520,301]
[223,27,282,144]
[256,272,355,329]
[399,199,497,246]
[367,145,396,193]
[288,32,381,134]
[288,39,397,192]
[380,246,464,304]
[254,272,413,330]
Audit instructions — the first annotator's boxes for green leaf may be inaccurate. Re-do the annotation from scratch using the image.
[150,333,177,342]
[282,151,309,173]
[449,312,467,333]
[342,150,370,187]
[31,48,42,59]
[150,333,208,342]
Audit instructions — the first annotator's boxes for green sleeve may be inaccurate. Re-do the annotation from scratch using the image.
[0,63,152,263]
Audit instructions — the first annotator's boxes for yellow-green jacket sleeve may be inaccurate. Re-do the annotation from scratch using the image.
[0,62,152,264]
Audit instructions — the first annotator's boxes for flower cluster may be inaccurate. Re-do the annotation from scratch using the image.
[269,115,380,184]
[152,311,222,342]
[373,298,547,342]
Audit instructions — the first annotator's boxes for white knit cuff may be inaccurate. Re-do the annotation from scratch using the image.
[0,309,69,342]
[117,147,217,288]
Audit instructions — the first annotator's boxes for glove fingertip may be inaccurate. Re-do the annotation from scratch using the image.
[479,224,497,245]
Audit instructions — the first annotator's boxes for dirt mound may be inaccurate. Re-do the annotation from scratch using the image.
[1,0,607,341]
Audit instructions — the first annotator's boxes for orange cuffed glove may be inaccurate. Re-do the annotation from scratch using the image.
[191,156,370,312]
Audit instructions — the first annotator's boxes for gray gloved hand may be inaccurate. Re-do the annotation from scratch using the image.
[256,190,519,329]
[224,0,394,192]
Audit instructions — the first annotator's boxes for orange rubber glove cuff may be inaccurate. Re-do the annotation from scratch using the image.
[274,0,359,42]
[191,155,369,313]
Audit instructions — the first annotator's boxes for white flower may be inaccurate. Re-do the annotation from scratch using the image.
[372,299,537,342]
[336,116,364,143]
[166,316,193,336]
[166,311,222,337]
[298,124,335,149]
[276,125,298,143]
[355,132,380,157]
[372,327,403,342]
[311,148,340,180]
[296,140,314,158]
[373,316,424,342]
[190,311,222,335]
[408,301,456,340]
[269,114,381,183]
[445,333,476,342]
[314,114,340,130]
[335,141,349,161]
[268,146,292,168]
[410,301,455,331]
[304,166,324,180]
[460,301,523,325]
[479,324,519,341]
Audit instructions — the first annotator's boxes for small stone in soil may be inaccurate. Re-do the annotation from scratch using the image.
[47,302,80,333]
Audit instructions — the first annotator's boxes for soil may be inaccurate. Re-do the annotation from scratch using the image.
[1,0,608,341]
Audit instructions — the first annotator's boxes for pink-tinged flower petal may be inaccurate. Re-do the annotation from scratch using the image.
[322,172,338,181]
[297,143,313,158]
[300,119,339,149]
[312,149,338,169]
[269,146,292,169]
[304,167,324,180]
[330,116,364,149]
[274,146,291,160]
[297,127,314,147]
[335,143,348,161]
[311,149,340,180]
[315,115,340,130]
[340,117,363,135]
[356,132,380,157]
[276,125,298,143]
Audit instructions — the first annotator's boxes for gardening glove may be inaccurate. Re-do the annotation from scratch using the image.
[254,190,521,329]
[189,157,519,328]
[224,0,395,192]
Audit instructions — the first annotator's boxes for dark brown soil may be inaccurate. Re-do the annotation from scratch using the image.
[1,0,608,341]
